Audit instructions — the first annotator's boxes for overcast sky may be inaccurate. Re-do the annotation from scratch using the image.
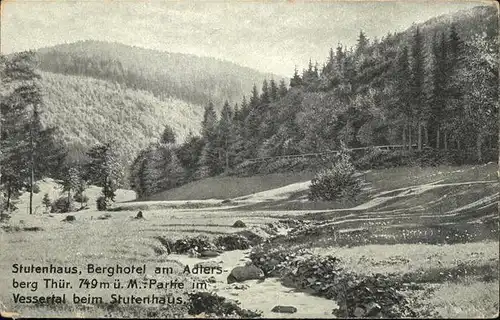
[1,0,488,76]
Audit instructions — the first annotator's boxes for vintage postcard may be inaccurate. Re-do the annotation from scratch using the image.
[0,0,499,318]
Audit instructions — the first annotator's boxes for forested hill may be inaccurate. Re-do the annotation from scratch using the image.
[38,71,202,165]
[34,40,281,108]
[129,5,499,199]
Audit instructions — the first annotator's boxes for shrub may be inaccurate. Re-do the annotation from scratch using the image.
[42,193,52,213]
[309,146,362,201]
[232,220,247,228]
[63,215,76,222]
[96,196,111,211]
[73,192,89,204]
[51,197,75,213]
[32,184,41,194]
[0,213,11,222]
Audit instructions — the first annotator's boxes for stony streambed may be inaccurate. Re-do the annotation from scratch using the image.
[154,219,430,318]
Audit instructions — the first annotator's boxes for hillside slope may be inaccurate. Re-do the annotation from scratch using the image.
[40,71,202,163]
[35,40,282,108]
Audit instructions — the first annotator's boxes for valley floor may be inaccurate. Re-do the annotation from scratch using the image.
[0,164,498,318]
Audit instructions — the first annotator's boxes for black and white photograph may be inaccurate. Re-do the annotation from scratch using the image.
[0,0,499,318]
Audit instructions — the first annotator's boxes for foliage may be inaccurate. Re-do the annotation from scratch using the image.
[96,196,110,211]
[32,183,41,194]
[133,7,498,197]
[85,143,122,203]
[0,51,66,214]
[42,193,51,213]
[160,125,176,144]
[129,142,184,199]
[40,71,202,168]
[308,145,363,201]
[51,196,75,213]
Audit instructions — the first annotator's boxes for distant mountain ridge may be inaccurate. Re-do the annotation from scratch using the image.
[34,40,282,109]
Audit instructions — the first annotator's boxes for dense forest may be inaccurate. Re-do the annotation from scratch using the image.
[129,5,499,199]
[34,40,280,108]
[39,71,202,166]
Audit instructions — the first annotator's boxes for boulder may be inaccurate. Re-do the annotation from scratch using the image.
[135,211,144,219]
[271,306,298,314]
[227,264,264,284]
[232,220,246,228]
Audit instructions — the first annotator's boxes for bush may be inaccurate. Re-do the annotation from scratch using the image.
[309,147,362,201]
[51,196,75,213]
[96,196,111,211]
[42,193,52,213]
[0,213,11,222]
[74,192,89,204]
[32,184,41,194]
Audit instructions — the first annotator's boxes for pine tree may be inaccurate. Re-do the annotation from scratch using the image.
[85,142,122,204]
[278,79,288,98]
[356,30,369,55]
[260,80,270,106]
[1,51,65,214]
[197,102,219,176]
[217,101,235,172]
[410,27,426,150]
[290,66,302,87]
[392,45,412,148]
[269,79,279,102]
[42,193,51,214]
[62,166,80,208]
[426,32,448,149]
[160,125,176,144]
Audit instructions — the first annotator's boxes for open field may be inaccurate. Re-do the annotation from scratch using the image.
[0,164,498,318]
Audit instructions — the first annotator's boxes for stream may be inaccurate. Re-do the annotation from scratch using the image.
[169,249,337,318]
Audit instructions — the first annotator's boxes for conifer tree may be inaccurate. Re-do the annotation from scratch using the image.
[278,79,288,97]
[410,27,426,150]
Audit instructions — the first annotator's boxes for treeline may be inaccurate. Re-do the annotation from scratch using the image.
[130,13,498,199]
[35,40,276,108]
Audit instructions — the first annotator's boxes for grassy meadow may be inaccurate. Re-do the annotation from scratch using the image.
[0,163,498,318]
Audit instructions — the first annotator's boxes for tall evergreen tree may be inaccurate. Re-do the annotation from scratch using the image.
[217,101,235,172]
[278,79,288,97]
[410,27,426,150]
[269,79,279,102]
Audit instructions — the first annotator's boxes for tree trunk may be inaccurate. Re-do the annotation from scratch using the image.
[418,122,422,151]
[29,118,34,215]
[436,126,440,150]
[6,187,11,212]
[225,138,229,172]
[444,131,448,151]
[402,125,407,149]
[424,124,429,147]
[408,122,413,150]
[476,133,483,163]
